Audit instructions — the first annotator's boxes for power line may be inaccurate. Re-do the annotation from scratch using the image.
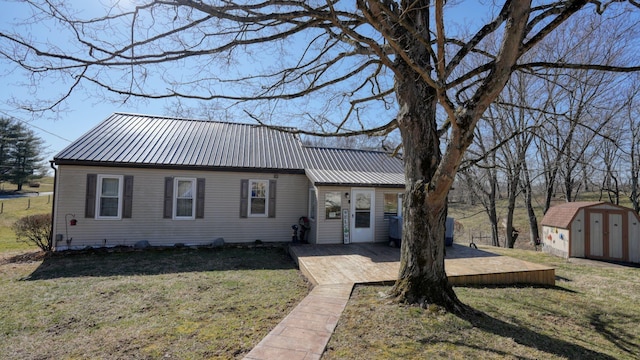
[0,111,73,143]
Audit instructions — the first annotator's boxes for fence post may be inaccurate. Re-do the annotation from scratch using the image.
[27,198,31,210]
[1,202,3,214]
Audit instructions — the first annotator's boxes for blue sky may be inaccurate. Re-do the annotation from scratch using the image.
[0,1,494,161]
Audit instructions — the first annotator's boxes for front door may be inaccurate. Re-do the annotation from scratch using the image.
[350,188,375,243]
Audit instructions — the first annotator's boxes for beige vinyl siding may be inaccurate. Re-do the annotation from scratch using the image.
[314,186,349,244]
[52,165,309,249]
[305,187,318,244]
[376,190,403,243]
[313,186,404,245]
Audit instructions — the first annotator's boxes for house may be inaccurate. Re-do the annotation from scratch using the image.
[50,113,405,250]
[541,201,640,264]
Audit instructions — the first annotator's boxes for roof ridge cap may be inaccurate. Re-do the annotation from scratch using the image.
[112,112,298,130]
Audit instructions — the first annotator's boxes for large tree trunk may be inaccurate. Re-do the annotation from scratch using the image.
[387,0,530,314]
[389,68,466,313]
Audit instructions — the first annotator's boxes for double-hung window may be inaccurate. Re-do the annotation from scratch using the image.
[96,175,123,219]
[174,178,196,219]
[249,179,269,216]
[383,193,403,219]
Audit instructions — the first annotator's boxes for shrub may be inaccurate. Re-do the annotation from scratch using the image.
[12,214,52,252]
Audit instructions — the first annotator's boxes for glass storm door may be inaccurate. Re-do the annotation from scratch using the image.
[350,189,375,243]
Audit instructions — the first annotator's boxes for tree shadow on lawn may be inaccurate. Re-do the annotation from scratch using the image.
[23,246,298,281]
[589,311,640,356]
[461,310,618,359]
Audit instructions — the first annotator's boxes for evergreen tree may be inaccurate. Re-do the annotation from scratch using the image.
[0,118,21,182]
[0,118,45,191]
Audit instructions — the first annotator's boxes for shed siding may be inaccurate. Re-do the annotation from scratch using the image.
[570,209,585,257]
[52,165,308,249]
[629,212,640,263]
[542,225,570,258]
[542,202,640,264]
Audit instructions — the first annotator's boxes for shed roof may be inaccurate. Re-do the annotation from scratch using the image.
[54,113,306,171]
[541,201,612,228]
[303,146,404,187]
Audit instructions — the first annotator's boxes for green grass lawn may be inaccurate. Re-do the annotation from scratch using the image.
[0,247,310,359]
[325,247,640,360]
[0,177,54,194]
[2,188,639,359]
[0,195,52,252]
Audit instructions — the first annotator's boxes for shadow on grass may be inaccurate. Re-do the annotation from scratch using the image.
[589,312,640,356]
[461,310,617,359]
[461,283,578,294]
[23,246,298,281]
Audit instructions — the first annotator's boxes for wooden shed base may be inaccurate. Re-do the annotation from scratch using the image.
[289,243,555,287]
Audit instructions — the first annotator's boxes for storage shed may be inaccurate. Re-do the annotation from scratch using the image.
[541,202,640,264]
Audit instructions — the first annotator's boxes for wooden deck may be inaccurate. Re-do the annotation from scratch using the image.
[289,243,555,287]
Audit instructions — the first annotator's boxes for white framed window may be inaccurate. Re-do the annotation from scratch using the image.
[383,192,403,220]
[309,188,317,221]
[174,178,196,219]
[96,175,123,219]
[325,191,342,219]
[249,179,269,217]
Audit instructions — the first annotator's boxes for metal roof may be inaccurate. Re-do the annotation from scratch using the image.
[54,113,306,171]
[55,113,406,186]
[303,147,405,187]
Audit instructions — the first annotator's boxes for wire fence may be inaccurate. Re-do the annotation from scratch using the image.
[0,195,53,215]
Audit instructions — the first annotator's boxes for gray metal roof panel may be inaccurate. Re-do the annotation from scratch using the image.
[55,113,306,170]
[303,147,405,186]
[305,169,405,187]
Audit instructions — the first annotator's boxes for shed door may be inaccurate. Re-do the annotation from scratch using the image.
[608,213,623,259]
[588,212,604,257]
[586,210,627,261]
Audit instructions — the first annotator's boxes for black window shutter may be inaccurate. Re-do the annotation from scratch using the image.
[240,179,248,218]
[163,177,173,219]
[268,180,277,218]
[122,175,134,218]
[85,174,97,218]
[196,178,205,219]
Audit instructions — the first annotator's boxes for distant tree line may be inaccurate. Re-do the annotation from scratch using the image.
[454,12,640,248]
[0,118,45,191]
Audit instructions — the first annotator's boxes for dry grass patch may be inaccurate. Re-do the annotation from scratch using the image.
[0,195,52,252]
[0,246,310,359]
[325,248,640,360]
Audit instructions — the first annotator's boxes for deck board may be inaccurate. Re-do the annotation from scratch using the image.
[289,243,555,287]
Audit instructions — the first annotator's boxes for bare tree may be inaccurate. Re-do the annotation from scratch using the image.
[621,78,640,212]
[531,10,634,211]
[1,0,639,312]
[460,117,501,247]
[490,71,540,248]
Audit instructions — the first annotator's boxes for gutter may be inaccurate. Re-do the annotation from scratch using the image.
[49,160,57,251]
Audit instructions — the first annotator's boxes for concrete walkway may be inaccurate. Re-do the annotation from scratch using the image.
[244,243,555,359]
[243,284,353,360]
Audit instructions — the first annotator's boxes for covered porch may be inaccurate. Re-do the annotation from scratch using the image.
[289,243,555,286]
